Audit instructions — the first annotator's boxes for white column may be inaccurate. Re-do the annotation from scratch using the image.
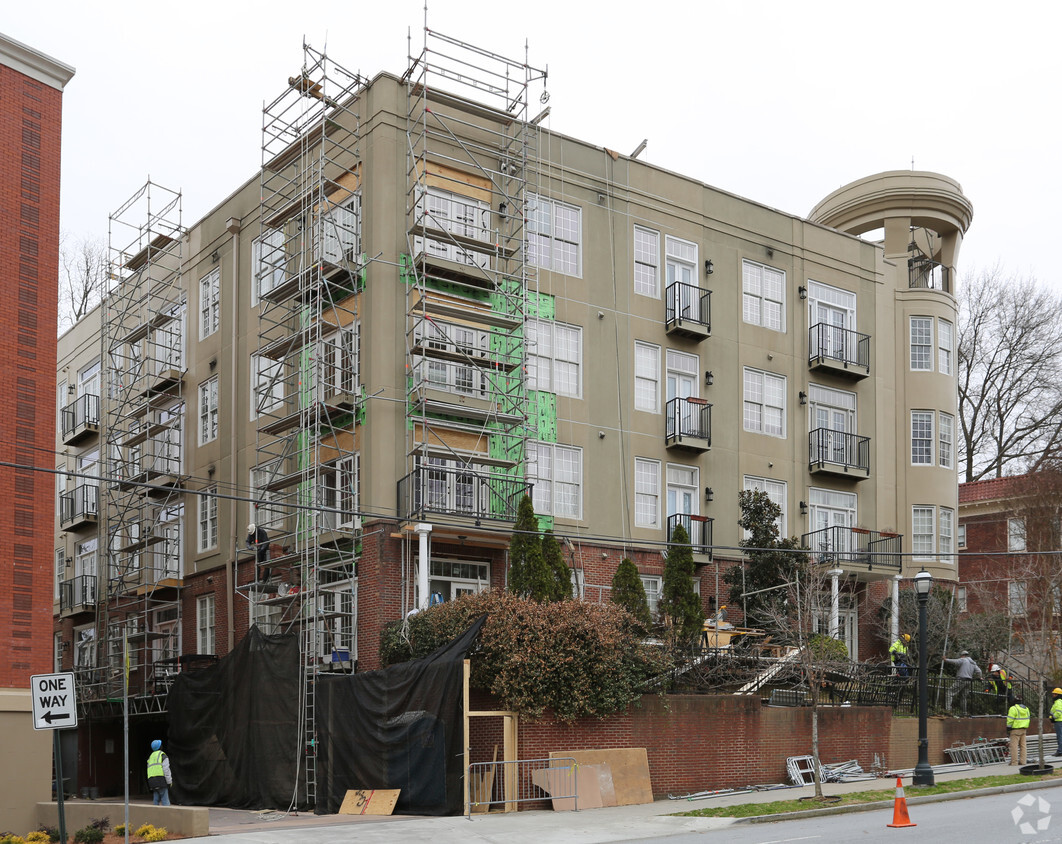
[828,569,843,639]
[891,575,901,643]
[415,523,432,610]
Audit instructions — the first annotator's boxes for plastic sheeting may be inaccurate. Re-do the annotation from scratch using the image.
[315,616,486,816]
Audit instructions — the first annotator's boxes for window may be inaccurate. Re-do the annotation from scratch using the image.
[639,575,662,616]
[55,548,65,601]
[526,319,581,396]
[320,193,362,266]
[1009,581,1028,617]
[529,442,582,519]
[198,377,219,444]
[156,504,182,579]
[197,594,216,654]
[911,411,934,465]
[1008,518,1026,552]
[527,194,581,275]
[939,507,954,560]
[635,458,660,528]
[319,455,359,531]
[912,506,935,560]
[252,228,286,304]
[198,488,218,553]
[634,342,660,412]
[199,268,220,339]
[742,259,785,331]
[429,558,490,604]
[251,461,284,530]
[938,319,953,375]
[79,359,101,398]
[667,463,699,521]
[808,488,857,549]
[807,281,857,360]
[633,226,659,297]
[939,413,954,469]
[744,476,787,537]
[958,522,967,548]
[910,317,933,371]
[252,355,284,418]
[957,586,968,613]
[414,187,489,268]
[665,236,697,297]
[743,368,786,437]
[74,537,97,581]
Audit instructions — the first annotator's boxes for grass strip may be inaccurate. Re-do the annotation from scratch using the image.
[676,771,1062,818]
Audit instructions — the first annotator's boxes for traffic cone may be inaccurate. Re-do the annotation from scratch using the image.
[886,777,916,828]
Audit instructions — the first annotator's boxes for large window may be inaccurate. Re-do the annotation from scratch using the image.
[911,411,934,465]
[634,342,660,412]
[912,506,936,560]
[635,458,660,528]
[199,268,220,339]
[198,377,219,444]
[665,236,697,295]
[527,319,581,396]
[939,412,954,469]
[529,442,582,519]
[414,187,490,269]
[528,194,581,276]
[742,259,785,331]
[910,317,933,371]
[743,368,785,437]
[744,476,786,537]
[1009,581,1028,617]
[252,354,284,418]
[667,464,699,521]
[809,487,856,536]
[198,488,218,553]
[939,507,954,560]
[252,228,286,304]
[197,594,216,655]
[319,455,359,531]
[639,575,662,616]
[633,226,659,297]
[938,319,953,375]
[1008,518,1026,552]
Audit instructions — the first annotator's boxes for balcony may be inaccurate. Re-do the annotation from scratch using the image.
[667,513,713,560]
[664,282,711,340]
[808,323,870,379]
[908,257,952,293]
[61,394,100,445]
[808,429,869,479]
[802,526,902,576]
[60,575,97,615]
[665,397,712,452]
[59,484,99,530]
[397,465,530,523]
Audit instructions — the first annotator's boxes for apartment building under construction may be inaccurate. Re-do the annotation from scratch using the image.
[52,29,972,804]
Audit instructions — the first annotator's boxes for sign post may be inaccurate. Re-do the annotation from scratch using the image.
[32,671,77,844]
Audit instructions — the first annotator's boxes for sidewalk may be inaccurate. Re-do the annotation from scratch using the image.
[179,759,1060,843]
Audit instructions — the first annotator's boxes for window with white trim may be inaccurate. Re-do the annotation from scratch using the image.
[742,259,785,331]
[634,342,660,412]
[910,317,933,371]
[529,441,582,519]
[251,355,284,418]
[633,226,659,297]
[527,319,581,396]
[252,228,286,304]
[635,458,660,528]
[199,268,220,339]
[1008,518,1026,552]
[939,412,954,469]
[251,461,284,531]
[527,194,581,276]
[666,463,699,521]
[743,368,786,437]
[639,575,662,616]
[912,506,935,560]
[743,476,787,537]
[939,507,954,560]
[55,548,65,601]
[414,187,490,269]
[665,236,697,294]
[808,488,857,542]
[911,411,934,465]
[199,377,219,444]
[1009,580,1028,617]
[958,522,967,548]
[957,586,967,613]
[319,455,359,531]
[197,594,216,655]
[198,487,218,553]
[938,319,953,375]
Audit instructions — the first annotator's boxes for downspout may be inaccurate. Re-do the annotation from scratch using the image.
[225,217,242,652]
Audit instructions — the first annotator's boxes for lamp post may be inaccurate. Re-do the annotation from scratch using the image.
[913,569,935,786]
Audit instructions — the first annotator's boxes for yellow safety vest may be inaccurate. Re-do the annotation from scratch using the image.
[1051,699,1062,722]
[1007,704,1030,730]
[147,750,167,780]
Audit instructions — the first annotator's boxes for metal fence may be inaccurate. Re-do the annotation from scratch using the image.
[467,756,578,818]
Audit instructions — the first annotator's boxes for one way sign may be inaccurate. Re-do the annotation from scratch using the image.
[31,672,78,731]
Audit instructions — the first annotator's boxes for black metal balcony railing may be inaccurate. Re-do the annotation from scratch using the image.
[908,257,952,293]
[59,574,97,612]
[808,428,870,475]
[59,483,99,525]
[801,525,902,573]
[665,281,711,330]
[667,513,713,559]
[398,465,530,522]
[808,323,870,372]
[61,393,100,440]
[666,397,712,446]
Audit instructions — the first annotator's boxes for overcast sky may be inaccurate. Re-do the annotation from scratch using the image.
[7,1,1060,287]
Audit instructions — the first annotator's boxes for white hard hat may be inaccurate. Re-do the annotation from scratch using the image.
[990,663,1001,671]
[248,523,256,533]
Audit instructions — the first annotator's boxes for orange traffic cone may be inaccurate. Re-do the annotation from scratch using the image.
[886,777,916,828]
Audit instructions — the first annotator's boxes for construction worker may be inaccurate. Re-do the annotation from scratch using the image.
[146,739,173,805]
[1007,696,1031,766]
[943,650,982,714]
[987,663,1014,710]
[889,633,912,678]
[247,523,270,581]
[1050,688,1062,757]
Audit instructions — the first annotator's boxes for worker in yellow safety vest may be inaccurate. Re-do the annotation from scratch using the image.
[889,634,911,678]
[1007,697,1031,766]
[987,663,1014,710]
[146,739,173,806]
[1050,688,1062,759]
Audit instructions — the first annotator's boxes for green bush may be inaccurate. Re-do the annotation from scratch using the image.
[381,591,668,721]
[73,827,103,844]
[809,633,849,661]
[611,558,651,630]
[33,827,59,843]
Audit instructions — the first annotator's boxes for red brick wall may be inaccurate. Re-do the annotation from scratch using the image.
[0,63,62,686]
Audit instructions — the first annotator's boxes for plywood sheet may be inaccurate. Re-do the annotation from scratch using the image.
[549,749,652,806]
[537,763,615,811]
[338,788,401,815]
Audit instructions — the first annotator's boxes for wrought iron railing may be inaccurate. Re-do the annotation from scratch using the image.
[59,484,99,525]
[61,393,100,439]
[665,281,710,330]
[59,575,97,612]
[908,257,952,293]
[666,397,711,445]
[398,465,529,521]
[801,525,901,573]
[809,428,870,474]
[808,323,870,372]
[667,513,713,558]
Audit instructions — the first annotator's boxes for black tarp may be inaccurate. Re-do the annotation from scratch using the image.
[315,615,485,816]
[166,625,303,809]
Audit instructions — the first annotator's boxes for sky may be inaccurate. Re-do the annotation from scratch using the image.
[6,1,1060,287]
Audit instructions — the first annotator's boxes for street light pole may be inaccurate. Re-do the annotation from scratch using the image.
[913,569,935,786]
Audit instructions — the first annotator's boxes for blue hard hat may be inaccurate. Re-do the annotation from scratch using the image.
[151,740,162,751]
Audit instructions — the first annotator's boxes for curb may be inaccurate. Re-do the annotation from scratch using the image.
[734,776,1062,824]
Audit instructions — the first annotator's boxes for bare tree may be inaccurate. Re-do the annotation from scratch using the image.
[59,233,108,333]
[958,267,1062,481]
